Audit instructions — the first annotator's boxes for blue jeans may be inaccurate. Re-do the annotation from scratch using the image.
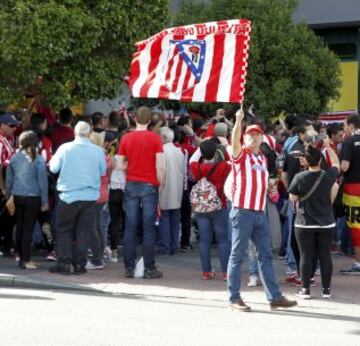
[102,203,110,247]
[196,208,230,273]
[123,182,159,270]
[286,202,297,271]
[228,200,257,275]
[248,241,259,276]
[159,209,180,255]
[88,203,105,265]
[227,208,282,302]
[338,216,354,254]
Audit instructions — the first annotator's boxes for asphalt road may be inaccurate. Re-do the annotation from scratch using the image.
[1,287,359,346]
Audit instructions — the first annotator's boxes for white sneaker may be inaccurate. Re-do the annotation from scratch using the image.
[104,246,112,256]
[85,261,105,270]
[110,253,118,263]
[247,275,258,287]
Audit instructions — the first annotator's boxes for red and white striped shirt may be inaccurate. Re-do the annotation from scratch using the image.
[0,134,14,168]
[321,147,332,167]
[263,134,276,151]
[227,149,269,211]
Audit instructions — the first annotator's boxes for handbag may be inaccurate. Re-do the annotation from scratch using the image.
[299,171,325,203]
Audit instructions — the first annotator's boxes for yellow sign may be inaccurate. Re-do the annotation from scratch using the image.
[329,61,358,112]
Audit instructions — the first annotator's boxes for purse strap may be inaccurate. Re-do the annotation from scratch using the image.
[198,161,219,180]
[299,170,325,202]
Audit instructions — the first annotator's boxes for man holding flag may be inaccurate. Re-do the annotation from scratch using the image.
[226,107,297,311]
[128,19,297,309]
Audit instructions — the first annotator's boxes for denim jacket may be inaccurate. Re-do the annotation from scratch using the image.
[5,150,49,206]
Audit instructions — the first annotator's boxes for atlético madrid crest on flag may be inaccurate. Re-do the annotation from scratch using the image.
[128,19,251,103]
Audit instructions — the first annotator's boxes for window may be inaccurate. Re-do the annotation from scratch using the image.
[328,43,357,58]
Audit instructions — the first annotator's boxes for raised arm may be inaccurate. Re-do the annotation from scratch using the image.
[323,137,340,170]
[231,107,244,159]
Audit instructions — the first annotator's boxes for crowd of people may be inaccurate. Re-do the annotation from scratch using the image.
[0,104,359,310]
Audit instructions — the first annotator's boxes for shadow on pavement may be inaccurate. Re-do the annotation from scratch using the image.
[0,293,54,301]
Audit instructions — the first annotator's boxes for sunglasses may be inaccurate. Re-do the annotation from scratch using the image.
[8,125,17,128]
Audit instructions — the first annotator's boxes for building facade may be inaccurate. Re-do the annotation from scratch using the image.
[294,0,360,115]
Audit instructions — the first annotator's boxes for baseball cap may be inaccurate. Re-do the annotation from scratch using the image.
[244,124,264,135]
[0,112,21,127]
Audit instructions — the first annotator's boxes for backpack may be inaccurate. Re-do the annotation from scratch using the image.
[190,162,222,213]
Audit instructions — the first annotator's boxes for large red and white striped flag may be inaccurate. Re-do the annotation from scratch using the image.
[128,19,251,103]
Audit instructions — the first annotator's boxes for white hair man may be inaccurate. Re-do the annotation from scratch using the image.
[49,121,106,275]
[158,127,185,255]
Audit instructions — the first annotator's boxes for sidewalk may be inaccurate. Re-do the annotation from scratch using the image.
[0,247,359,306]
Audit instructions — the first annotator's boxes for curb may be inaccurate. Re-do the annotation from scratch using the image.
[0,274,104,293]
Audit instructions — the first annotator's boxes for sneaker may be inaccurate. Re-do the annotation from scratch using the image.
[124,267,134,278]
[340,264,360,275]
[19,261,38,270]
[14,253,20,262]
[331,245,340,254]
[49,264,71,275]
[247,275,258,287]
[109,252,118,263]
[292,277,302,287]
[285,273,297,284]
[223,272,227,281]
[46,251,56,262]
[85,261,105,270]
[143,268,163,279]
[230,299,251,312]
[180,244,194,252]
[270,296,297,310]
[295,288,311,300]
[103,246,112,261]
[202,271,216,280]
[321,288,332,299]
[293,277,316,287]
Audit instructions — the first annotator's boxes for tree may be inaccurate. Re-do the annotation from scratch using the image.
[0,0,169,109]
[174,0,341,118]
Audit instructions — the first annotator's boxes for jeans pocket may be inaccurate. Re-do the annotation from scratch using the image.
[143,184,158,196]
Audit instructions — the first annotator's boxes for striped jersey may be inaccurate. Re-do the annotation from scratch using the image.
[0,134,14,167]
[262,134,276,151]
[227,149,269,211]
